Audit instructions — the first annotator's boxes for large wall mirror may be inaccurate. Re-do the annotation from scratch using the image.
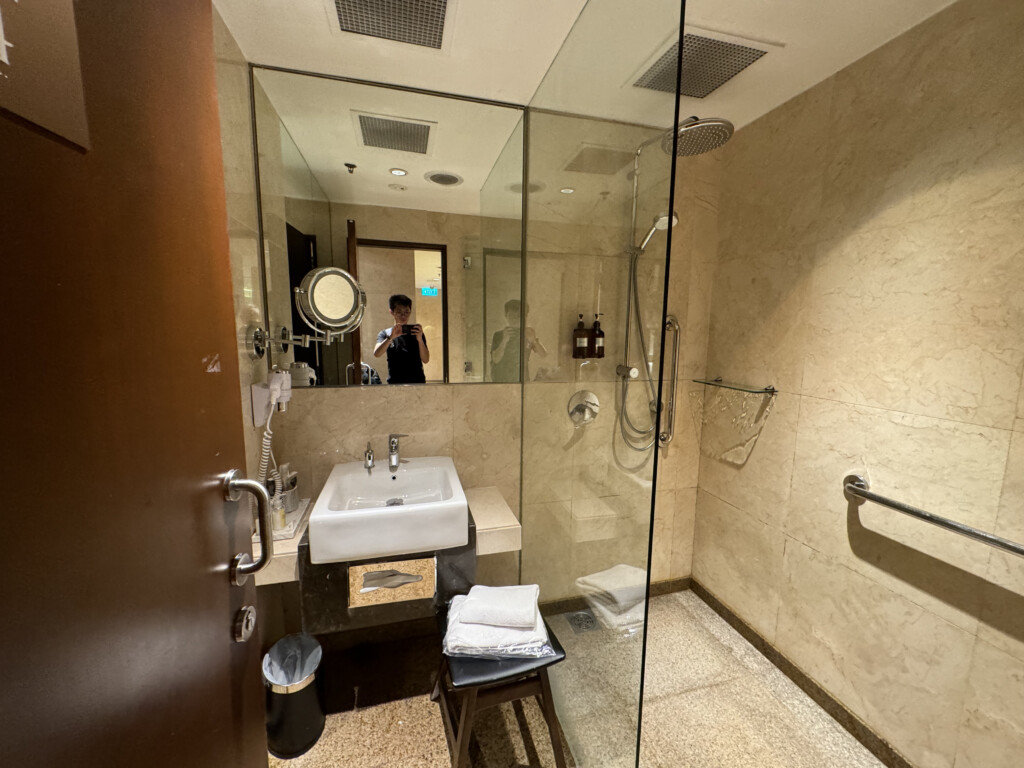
[252,65,525,386]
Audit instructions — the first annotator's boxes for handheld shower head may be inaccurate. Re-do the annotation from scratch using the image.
[637,212,679,251]
[663,116,734,156]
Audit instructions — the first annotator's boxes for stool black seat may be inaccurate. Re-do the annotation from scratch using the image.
[432,618,568,768]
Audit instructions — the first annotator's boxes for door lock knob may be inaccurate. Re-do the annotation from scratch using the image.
[233,604,257,643]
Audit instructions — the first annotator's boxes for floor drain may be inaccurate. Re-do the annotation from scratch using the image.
[567,609,598,634]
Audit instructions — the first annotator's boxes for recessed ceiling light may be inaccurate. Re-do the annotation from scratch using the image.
[560,187,575,194]
[390,168,408,176]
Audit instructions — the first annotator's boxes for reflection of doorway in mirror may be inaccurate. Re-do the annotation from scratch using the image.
[413,250,444,383]
[356,240,447,384]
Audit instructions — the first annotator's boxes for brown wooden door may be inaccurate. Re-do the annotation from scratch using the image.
[0,2,265,767]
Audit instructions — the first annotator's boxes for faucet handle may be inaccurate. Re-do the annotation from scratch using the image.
[388,433,408,443]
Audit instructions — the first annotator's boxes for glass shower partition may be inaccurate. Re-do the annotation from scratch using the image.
[521,1,683,765]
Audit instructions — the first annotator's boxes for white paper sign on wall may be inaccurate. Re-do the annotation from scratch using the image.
[0,0,90,149]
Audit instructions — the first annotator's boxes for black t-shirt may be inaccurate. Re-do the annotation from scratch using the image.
[377,328,427,384]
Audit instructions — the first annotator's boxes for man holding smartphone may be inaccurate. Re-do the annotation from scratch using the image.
[373,294,429,384]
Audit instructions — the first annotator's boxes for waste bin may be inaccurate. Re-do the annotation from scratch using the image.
[262,634,325,759]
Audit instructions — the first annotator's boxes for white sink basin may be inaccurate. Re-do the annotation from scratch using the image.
[308,456,468,564]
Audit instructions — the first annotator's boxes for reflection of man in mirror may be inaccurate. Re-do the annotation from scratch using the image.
[373,294,429,384]
[490,300,545,382]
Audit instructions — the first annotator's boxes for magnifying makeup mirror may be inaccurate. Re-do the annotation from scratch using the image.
[294,267,366,339]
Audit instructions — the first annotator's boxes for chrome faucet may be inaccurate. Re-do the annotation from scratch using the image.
[364,442,374,472]
[388,433,408,472]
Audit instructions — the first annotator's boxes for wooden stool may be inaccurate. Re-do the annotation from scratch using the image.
[431,620,567,768]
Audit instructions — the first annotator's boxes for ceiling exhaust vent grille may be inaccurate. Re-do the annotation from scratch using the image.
[334,0,448,49]
[358,115,431,154]
[635,34,767,99]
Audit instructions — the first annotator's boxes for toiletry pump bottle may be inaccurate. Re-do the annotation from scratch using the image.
[572,314,588,359]
[589,313,605,358]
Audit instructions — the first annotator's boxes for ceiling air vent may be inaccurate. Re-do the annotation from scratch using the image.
[635,34,767,99]
[334,0,448,49]
[564,146,635,175]
[358,114,431,154]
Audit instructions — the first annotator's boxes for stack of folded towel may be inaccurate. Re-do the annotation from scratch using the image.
[443,584,555,659]
[575,564,647,634]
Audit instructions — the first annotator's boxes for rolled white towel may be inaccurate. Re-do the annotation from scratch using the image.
[459,584,540,628]
[575,564,647,613]
[444,594,554,658]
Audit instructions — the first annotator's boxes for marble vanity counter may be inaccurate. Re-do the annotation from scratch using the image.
[254,485,521,586]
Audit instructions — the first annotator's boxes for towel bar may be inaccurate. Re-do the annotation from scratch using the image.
[842,474,1024,559]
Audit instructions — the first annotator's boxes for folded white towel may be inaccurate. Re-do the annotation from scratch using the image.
[459,584,540,628]
[575,564,647,612]
[586,594,646,634]
[444,594,554,658]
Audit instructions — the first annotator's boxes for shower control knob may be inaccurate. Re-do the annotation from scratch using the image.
[233,605,257,643]
[616,365,639,379]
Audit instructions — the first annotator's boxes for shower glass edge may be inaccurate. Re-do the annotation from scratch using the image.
[521,1,684,766]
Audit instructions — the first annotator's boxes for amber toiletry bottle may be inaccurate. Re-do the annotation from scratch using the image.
[589,313,605,358]
[572,314,588,359]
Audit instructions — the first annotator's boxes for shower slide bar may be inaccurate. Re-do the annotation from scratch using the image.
[658,316,680,447]
[843,474,1024,559]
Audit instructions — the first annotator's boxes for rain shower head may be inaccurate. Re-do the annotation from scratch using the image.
[637,212,679,251]
[663,116,734,156]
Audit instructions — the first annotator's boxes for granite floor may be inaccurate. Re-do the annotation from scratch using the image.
[268,590,885,768]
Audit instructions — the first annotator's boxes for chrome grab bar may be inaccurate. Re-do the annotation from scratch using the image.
[224,469,274,585]
[658,316,680,448]
[843,474,1024,559]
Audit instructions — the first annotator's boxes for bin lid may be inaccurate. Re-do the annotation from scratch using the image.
[263,634,322,692]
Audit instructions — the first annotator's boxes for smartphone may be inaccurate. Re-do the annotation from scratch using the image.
[402,324,418,334]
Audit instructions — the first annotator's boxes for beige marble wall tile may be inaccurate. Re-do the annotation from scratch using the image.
[212,10,258,235]
[274,385,455,496]
[475,552,520,587]
[718,79,833,257]
[802,204,1024,429]
[213,11,266,479]
[819,0,1024,241]
[522,382,576,504]
[776,541,973,768]
[453,384,521,514]
[785,396,1009,632]
[705,244,814,396]
[655,379,700,491]
[669,487,696,580]
[526,249,582,383]
[698,391,798,530]
[692,490,785,643]
[521,501,573,600]
[978,429,1024,661]
[650,490,674,582]
[954,638,1024,768]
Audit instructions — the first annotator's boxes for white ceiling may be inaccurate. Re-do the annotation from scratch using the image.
[216,0,958,215]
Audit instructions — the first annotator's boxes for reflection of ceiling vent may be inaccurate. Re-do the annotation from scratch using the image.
[635,34,767,98]
[564,146,635,175]
[334,0,448,49]
[358,115,431,154]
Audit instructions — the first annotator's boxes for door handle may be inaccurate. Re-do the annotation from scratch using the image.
[223,469,273,586]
